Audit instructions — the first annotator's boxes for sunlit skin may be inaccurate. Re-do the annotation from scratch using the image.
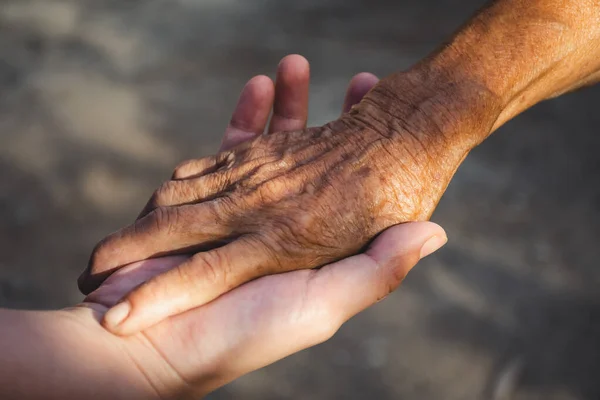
[0,62,448,399]
[79,0,600,336]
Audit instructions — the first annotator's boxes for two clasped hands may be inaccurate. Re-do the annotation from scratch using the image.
[0,55,447,400]
[4,1,599,397]
[81,55,449,398]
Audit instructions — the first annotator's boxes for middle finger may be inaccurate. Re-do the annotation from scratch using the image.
[268,54,311,133]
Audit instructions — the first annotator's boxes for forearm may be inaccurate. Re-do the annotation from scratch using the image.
[432,0,600,129]
[360,0,600,151]
[0,308,155,400]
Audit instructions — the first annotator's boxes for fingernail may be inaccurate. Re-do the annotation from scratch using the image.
[104,301,131,330]
[420,235,448,259]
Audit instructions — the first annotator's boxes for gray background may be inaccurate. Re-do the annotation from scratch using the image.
[0,0,598,399]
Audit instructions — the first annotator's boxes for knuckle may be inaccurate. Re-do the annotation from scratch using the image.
[254,168,302,202]
[89,236,111,270]
[129,279,161,305]
[253,155,285,175]
[172,159,196,179]
[187,251,227,287]
[285,210,320,247]
[143,194,160,215]
[384,254,419,295]
[363,252,410,302]
[149,183,170,209]
[270,215,297,242]
[383,269,405,299]
[264,219,305,261]
[250,234,284,273]
[240,136,272,160]
[257,178,286,202]
[213,168,234,191]
[218,151,237,169]
[211,195,237,222]
[148,206,180,235]
[238,156,282,189]
[153,180,188,207]
[388,261,409,289]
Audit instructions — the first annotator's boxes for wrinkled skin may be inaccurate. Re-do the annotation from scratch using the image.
[81,0,600,335]
[2,63,449,400]
[81,70,493,335]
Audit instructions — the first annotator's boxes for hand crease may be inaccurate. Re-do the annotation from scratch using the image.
[124,332,186,400]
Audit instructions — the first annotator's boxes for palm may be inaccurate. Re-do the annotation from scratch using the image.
[84,213,443,399]
[74,56,444,399]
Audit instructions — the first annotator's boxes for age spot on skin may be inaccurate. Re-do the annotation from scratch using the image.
[357,166,373,178]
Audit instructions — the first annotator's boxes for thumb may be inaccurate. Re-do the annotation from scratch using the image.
[129,222,446,396]
[308,221,447,325]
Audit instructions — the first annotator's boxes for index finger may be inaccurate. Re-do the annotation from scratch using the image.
[220,75,275,152]
[139,222,446,395]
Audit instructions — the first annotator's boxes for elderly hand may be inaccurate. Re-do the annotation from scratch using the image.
[0,59,447,400]
[80,55,459,335]
[77,220,443,399]
[1,223,444,400]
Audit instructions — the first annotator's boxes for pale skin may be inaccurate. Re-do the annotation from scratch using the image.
[0,64,448,399]
[77,0,600,336]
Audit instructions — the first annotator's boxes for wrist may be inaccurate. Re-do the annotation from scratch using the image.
[351,65,502,154]
[0,308,159,400]
[423,0,600,129]
[337,66,501,222]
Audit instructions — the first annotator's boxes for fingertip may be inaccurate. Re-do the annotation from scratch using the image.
[172,156,218,180]
[410,221,447,241]
[229,75,274,133]
[350,72,379,86]
[222,75,275,151]
[244,75,276,100]
[366,222,447,266]
[269,54,311,133]
[277,54,310,95]
[277,54,310,81]
[420,234,448,260]
[343,72,379,113]
[237,75,275,117]
[103,301,131,334]
[102,291,156,336]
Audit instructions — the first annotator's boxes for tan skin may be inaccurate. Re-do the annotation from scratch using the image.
[1,63,447,399]
[78,0,600,335]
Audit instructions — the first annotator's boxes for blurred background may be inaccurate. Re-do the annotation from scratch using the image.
[0,0,599,399]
